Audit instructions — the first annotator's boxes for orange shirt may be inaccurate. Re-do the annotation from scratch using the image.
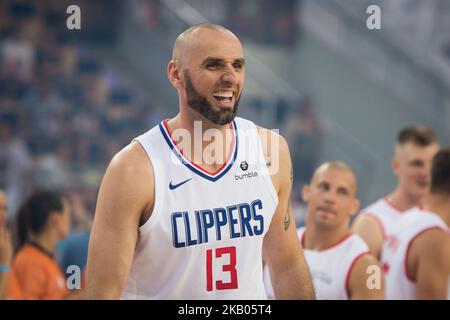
[5,269,23,299]
[8,244,68,300]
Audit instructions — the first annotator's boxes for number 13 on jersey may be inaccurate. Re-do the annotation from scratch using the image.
[206,246,238,291]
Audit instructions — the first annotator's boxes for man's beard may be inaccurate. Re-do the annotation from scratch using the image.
[184,70,240,125]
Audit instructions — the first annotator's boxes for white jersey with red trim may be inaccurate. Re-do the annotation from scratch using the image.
[360,198,411,242]
[297,228,370,300]
[381,208,449,300]
[263,228,369,300]
[120,117,278,299]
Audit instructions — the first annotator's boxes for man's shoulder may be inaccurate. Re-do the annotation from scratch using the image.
[103,142,155,194]
[411,226,450,269]
[110,141,151,170]
[360,198,385,215]
[254,125,288,154]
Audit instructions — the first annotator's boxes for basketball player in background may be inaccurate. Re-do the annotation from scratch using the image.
[382,148,450,299]
[85,23,315,299]
[265,162,384,299]
[353,126,439,259]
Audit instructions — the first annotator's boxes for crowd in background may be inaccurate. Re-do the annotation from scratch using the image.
[0,0,170,218]
[0,0,348,300]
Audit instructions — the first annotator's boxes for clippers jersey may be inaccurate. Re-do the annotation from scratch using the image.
[121,117,278,299]
[381,208,449,299]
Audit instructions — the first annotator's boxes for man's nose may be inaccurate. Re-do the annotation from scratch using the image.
[221,65,238,85]
[323,191,337,204]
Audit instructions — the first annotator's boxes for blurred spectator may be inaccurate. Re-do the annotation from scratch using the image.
[227,0,299,46]
[1,27,35,82]
[7,190,71,299]
[0,189,12,300]
[56,189,92,281]
[67,190,92,233]
[285,97,329,188]
[135,0,161,29]
[0,118,32,178]
[0,117,32,213]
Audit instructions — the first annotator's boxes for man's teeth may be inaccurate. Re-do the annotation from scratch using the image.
[214,92,233,98]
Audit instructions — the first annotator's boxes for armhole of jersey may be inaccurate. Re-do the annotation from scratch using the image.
[364,212,386,240]
[297,227,306,247]
[404,226,446,283]
[345,251,371,300]
[133,138,162,234]
[253,125,279,208]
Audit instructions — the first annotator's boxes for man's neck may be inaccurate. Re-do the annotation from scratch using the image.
[423,195,450,227]
[167,113,234,169]
[303,223,350,251]
[386,188,422,212]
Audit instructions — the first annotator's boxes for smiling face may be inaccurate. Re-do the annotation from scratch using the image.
[393,142,439,200]
[168,25,245,125]
[303,163,360,230]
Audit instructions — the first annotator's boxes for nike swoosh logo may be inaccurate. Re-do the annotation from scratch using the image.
[169,178,192,190]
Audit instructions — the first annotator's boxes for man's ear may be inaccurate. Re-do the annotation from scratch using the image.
[391,156,400,177]
[167,60,182,89]
[349,198,360,218]
[302,185,311,203]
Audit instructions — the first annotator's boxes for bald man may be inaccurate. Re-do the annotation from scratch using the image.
[266,162,384,299]
[85,24,315,299]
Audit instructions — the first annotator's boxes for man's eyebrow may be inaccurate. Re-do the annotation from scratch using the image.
[408,159,424,165]
[201,57,245,65]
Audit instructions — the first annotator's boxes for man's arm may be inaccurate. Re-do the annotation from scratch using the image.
[352,214,384,259]
[85,142,154,299]
[259,128,315,300]
[348,254,385,300]
[413,229,450,300]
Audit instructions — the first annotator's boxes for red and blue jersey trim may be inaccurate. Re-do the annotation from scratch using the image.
[159,119,239,182]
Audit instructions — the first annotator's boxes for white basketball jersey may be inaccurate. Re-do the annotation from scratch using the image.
[264,228,369,300]
[360,198,413,249]
[121,117,278,299]
[381,208,449,300]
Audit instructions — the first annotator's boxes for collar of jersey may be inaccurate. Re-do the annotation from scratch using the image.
[159,119,239,182]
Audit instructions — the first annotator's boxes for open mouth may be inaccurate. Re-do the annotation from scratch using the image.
[213,91,234,105]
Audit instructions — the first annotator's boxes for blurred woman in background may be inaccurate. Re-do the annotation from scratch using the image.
[7,190,71,299]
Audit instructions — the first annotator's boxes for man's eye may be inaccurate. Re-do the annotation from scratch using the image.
[206,63,220,69]
[318,183,328,191]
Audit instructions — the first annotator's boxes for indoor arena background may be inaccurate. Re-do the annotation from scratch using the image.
[1,0,450,279]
